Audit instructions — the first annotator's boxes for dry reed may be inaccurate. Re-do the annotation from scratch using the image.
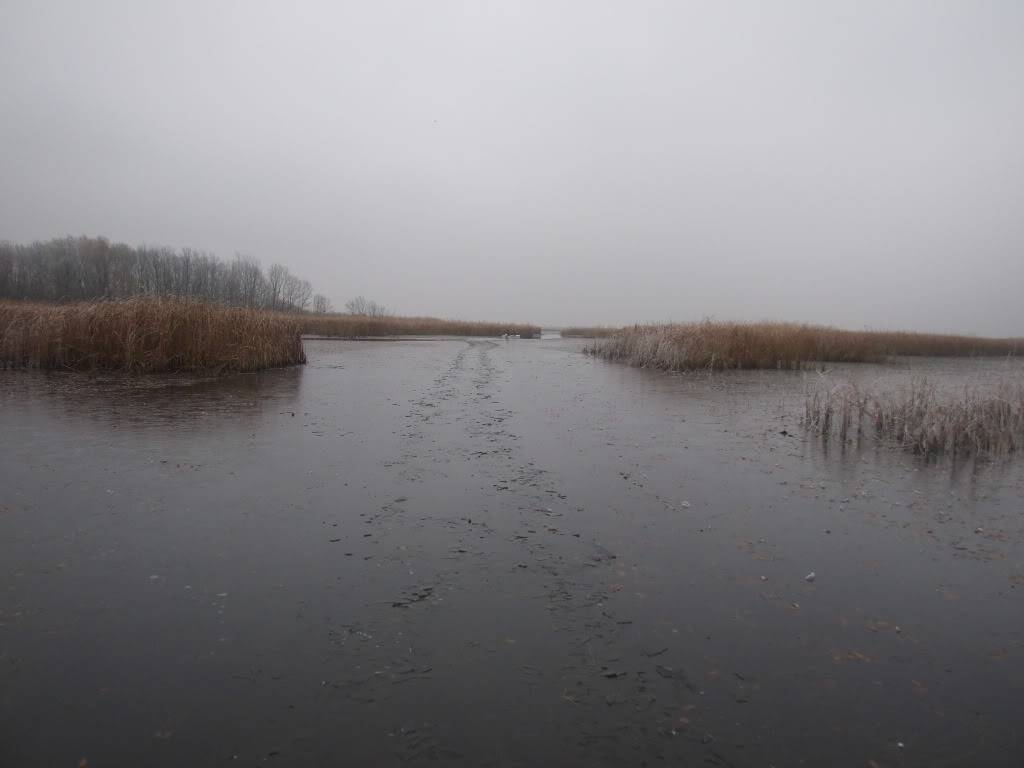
[803,378,1024,458]
[873,331,1023,357]
[0,298,306,374]
[588,322,1023,371]
[295,313,540,339]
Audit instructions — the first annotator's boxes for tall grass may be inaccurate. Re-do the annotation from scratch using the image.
[0,298,305,374]
[588,322,882,370]
[803,379,1024,458]
[295,313,541,339]
[587,322,1023,371]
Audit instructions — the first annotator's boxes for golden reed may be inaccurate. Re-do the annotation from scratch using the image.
[0,298,306,373]
[295,314,541,338]
[587,322,1022,371]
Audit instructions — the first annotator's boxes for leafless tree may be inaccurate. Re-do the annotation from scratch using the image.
[0,236,320,313]
[313,294,332,314]
[282,273,312,311]
[344,295,369,315]
[344,295,391,317]
[266,263,288,311]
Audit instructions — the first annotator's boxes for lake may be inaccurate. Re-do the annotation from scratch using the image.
[2,338,1022,767]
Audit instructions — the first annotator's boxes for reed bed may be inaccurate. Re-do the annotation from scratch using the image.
[876,331,1023,357]
[0,299,305,374]
[588,322,1023,371]
[802,378,1024,458]
[296,313,541,338]
[560,326,619,338]
[588,322,884,370]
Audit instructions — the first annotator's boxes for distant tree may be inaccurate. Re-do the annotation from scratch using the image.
[282,274,312,312]
[345,295,391,317]
[0,247,12,296]
[266,263,288,310]
[231,255,264,307]
[344,295,369,315]
[313,294,332,314]
[0,236,320,313]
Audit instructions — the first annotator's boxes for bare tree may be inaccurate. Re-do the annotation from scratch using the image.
[313,294,332,314]
[0,248,12,297]
[282,273,313,312]
[266,263,288,311]
[297,281,313,311]
[368,300,391,318]
[345,295,391,317]
[0,236,320,313]
[344,295,369,315]
[233,255,264,307]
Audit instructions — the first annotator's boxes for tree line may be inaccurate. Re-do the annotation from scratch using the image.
[0,236,333,313]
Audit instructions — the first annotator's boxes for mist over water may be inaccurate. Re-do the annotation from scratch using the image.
[2,1,1023,333]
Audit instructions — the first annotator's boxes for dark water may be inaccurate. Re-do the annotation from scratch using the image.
[1,339,1022,767]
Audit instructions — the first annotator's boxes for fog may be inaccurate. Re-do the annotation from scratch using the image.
[2,1,1022,334]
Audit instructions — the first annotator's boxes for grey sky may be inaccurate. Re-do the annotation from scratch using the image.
[2,1,1022,333]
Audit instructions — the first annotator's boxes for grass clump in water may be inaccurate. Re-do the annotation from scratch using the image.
[803,378,1024,458]
[0,298,306,374]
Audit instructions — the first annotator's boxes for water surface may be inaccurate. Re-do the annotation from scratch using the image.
[1,339,1022,767]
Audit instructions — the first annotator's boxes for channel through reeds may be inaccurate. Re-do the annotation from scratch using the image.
[587,322,1023,371]
[0,298,306,374]
[802,378,1024,458]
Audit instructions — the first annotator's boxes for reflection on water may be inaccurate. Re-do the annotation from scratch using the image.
[0,365,304,431]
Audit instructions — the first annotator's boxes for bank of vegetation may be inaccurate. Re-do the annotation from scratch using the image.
[297,313,540,339]
[803,379,1024,458]
[587,322,1023,371]
[0,298,305,374]
[0,236,547,372]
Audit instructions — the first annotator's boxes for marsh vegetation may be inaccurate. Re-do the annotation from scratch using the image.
[587,321,1023,371]
[0,298,305,373]
[0,298,543,373]
[583,321,1024,460]
[297,313,540,339]
[803,377,1024,458]
[0,237,545,372]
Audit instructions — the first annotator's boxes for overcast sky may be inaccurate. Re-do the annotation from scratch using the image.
[1,1,1022,333]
